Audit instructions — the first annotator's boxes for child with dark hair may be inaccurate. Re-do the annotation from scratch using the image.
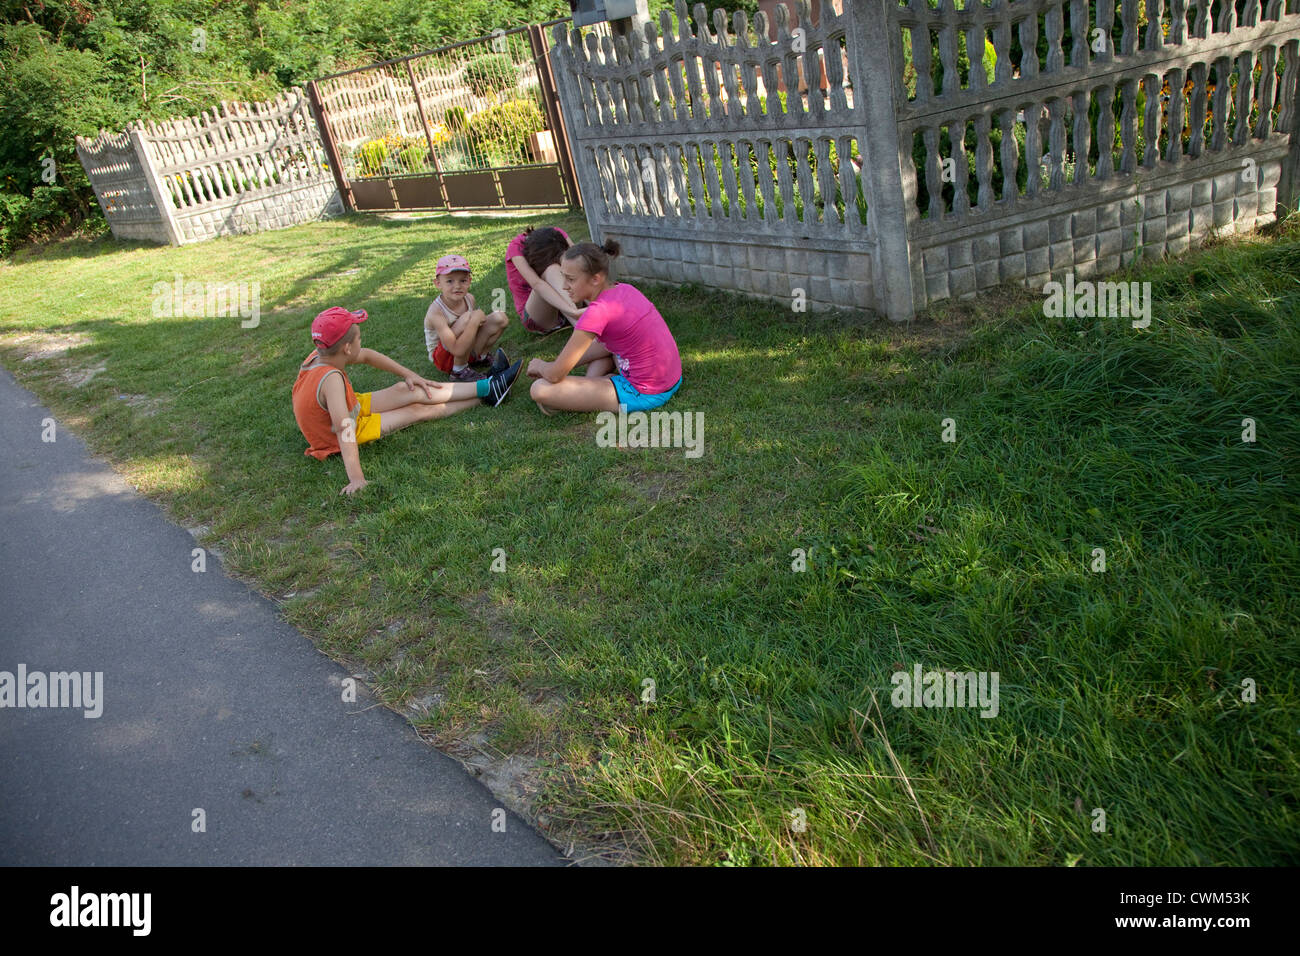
[526,239,682,415]
[505,225,583,333]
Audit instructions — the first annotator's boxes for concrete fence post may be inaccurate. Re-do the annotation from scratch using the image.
[1281,40,1300,215]
[128,123,183,246]
[845,0,921,321]
[550,22,609,244]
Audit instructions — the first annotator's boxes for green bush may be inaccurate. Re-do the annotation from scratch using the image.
[357,139,388,176]
[464,96,546,167]
[0,193,33,258]
[397,141,429,171]
[350,135,434,177]
[463,53,516,100]
[444,105,468,132]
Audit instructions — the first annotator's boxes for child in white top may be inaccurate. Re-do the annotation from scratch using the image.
[424,254,508,382]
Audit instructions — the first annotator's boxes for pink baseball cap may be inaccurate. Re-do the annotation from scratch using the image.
[436,254,471,277]
[311,306,367,348]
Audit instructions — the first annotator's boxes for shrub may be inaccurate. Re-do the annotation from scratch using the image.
[397,140,429,171]
[357,139,388,176]
[351,134,433,176]
[463,53,516,100]
[444,105,468,132]
[464,95,546,167]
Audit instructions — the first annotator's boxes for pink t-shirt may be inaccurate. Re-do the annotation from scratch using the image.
[505,227,570,316]
[575,283,681,394]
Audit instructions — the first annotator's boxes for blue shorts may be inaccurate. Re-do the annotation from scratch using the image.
[611,375,681,412]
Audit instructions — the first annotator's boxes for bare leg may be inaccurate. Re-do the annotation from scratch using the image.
[369,379,478,412]
[570,339,614,378]
[472,310,508,356]
[530,374,620,413]
[572,339,611,365]
[523,263,579,331]
[379,397,480,434]
[446,310,477,365]
[522,288,559,330]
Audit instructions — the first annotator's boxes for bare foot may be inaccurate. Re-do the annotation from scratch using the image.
[534,400,556,416]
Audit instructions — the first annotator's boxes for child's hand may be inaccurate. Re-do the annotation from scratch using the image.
[404,375,437,399]
[527,358,549,379]
[341,478,369,496]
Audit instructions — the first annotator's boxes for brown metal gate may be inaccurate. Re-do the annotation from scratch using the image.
[307,20,581,213]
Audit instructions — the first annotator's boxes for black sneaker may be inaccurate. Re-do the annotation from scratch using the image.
[482,359,522,407]
[488,347,509,375]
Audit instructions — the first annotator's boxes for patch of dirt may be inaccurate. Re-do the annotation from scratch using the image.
[6,330,93,362]
[114,393,162,416]
[436,730,552,827]
[62,364,106,387]
[891,305,993,355]
[407,692,444,717]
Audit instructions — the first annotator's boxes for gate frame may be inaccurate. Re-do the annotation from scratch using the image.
[307,19,582,214]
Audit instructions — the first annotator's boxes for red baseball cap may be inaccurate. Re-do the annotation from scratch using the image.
[311,307,367,348]
[435,254,471,277]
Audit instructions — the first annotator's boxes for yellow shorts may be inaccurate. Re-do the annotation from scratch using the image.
[355,392,382,445]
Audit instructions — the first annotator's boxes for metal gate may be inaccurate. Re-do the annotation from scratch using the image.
[307,20,582,213]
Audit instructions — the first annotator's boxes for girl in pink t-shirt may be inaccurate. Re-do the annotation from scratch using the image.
[505,226,582,334]
[527,240,682,414]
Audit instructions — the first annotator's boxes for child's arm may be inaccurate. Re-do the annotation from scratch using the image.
[528,329,598,383]
[320,372,366,495]
[510,255,581,319]
[358,347,439,398]
[424,302,485,359]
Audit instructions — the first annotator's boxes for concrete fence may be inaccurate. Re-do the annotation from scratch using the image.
[550,0,1300,320]
[76,88,342,246]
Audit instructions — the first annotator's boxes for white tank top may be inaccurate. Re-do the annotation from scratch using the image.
[424,296,465,356]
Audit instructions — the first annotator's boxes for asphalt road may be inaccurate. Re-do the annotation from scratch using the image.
[0,366,564,866]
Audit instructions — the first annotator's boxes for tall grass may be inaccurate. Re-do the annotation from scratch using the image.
[0,211,1295,865]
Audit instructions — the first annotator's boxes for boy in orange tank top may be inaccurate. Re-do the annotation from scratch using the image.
[292,307,521,496]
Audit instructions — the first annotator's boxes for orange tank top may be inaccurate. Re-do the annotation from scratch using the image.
[292,351,358,459]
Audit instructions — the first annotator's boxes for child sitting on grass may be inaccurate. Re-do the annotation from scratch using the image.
[527,240,682,415]
[505,225,583,334]
[424,254,509,382]
[293,306,521,496]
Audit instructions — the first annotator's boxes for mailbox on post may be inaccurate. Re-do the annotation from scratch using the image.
[568,0,643,28]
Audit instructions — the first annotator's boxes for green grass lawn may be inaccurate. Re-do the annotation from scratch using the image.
[1,210,1296,865]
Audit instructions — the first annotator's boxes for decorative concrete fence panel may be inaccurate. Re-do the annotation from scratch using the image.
[73,127,172,244]
[551,0,891,314]
[76,88,342,246]
[901,0,1300,308]
[551,0,1300,320]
